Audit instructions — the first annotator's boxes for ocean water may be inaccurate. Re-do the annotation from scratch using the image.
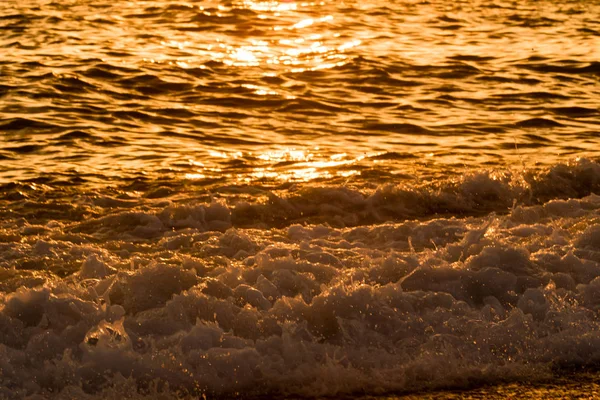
[1,0,600,398]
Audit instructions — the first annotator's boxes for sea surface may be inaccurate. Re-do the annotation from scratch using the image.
[1,0,600,398]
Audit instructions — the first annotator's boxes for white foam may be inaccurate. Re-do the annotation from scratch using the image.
[3,161,600,398]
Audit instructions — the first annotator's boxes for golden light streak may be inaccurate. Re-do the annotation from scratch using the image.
[185,173,206,180]
[242,0,298,12]
[155,1,361,72]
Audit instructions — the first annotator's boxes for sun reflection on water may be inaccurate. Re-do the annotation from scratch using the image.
[167,0,366,184]
[3,0,600,187]
[185,148,364,184]
[242,0,299,13]
[150,0,361,74]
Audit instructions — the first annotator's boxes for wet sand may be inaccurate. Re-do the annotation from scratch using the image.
[383,374,600,399]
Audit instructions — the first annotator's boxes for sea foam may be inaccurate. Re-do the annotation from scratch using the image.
[2,160,600,398]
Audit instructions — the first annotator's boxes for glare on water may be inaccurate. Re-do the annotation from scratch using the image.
[1,0,599,186]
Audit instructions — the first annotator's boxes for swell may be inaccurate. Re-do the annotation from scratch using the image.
[228,158,600,229]
[3,158,598,237]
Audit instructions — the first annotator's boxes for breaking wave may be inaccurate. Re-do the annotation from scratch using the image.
[2,159,600,398]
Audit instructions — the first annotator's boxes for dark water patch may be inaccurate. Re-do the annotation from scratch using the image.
[57,130,94,141]
[553,74,588,83]
[20,175,56,185]
[188,118,229,129]
[144,186,175,199]
[4,41,39,50]
[476,75,542,85]
[96,88,150,102]
[435,84,462,93]
[0,13,25,21]
[498,141,548,149]
[162,3,198,12]
[123,12,164,20]
[346,84,385,95]
[190,12,245,25]
[356,68,424,87]
[90,62,138,74]
[284,109,337,118]
[362,122,432,135]
[134,154,169,161]
[178,24,222,32]
[395,104,430,113]
[205,110,251,120]
[518,62,600,76]
[83,67,123,80]
[453,143,496,150]
[154,108,197,119]
[344,100,398,109]
[288,69,331,82]
[551,107,598,117]
[0,118,63,132]
[520,91,570,100]
[491,91,570,102]
[560,145,585,152]
[56,105,112,118]
[260,75,286,85]
[55,154,89,162]
[112,110,190,126]
[112,110,153,121]
[524,55,552,62]
[522,133,554,143]
[407,63,483,79]
[3,105,54,117]
[515,118,564,128]
[437,24,463,30]
[133,82,195,96]
[52,79,96,94]
[438,15,462,23]
[182,67,214,78]
[5,144,44,154]
[44,16,64,24]
[106,50,138,58]
[368,152,419,160]
[157,82,196,93]
[435,94,461,102]
[473,125,506,134]
[0,84,13,97]
[417,98,454,107]
[579,28,600,36]
[87,17,117,24]
[514,16,562,28]
[223,158,251,168]
[365,6,397,17]
[96,138,128,147]
[449,55,496,62]
[439,63,483,79]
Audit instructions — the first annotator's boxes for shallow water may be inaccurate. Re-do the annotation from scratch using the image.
[1,0,600,398]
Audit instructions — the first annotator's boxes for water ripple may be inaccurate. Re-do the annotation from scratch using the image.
[0,0,598,188]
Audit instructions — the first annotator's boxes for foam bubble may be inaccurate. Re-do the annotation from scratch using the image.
[3,161,600,397]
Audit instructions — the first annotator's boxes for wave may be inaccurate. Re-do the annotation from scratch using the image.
[2,159,600,398]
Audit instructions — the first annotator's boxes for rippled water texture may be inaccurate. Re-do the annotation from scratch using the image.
[1,1,600,399]
[1,0,599,187]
